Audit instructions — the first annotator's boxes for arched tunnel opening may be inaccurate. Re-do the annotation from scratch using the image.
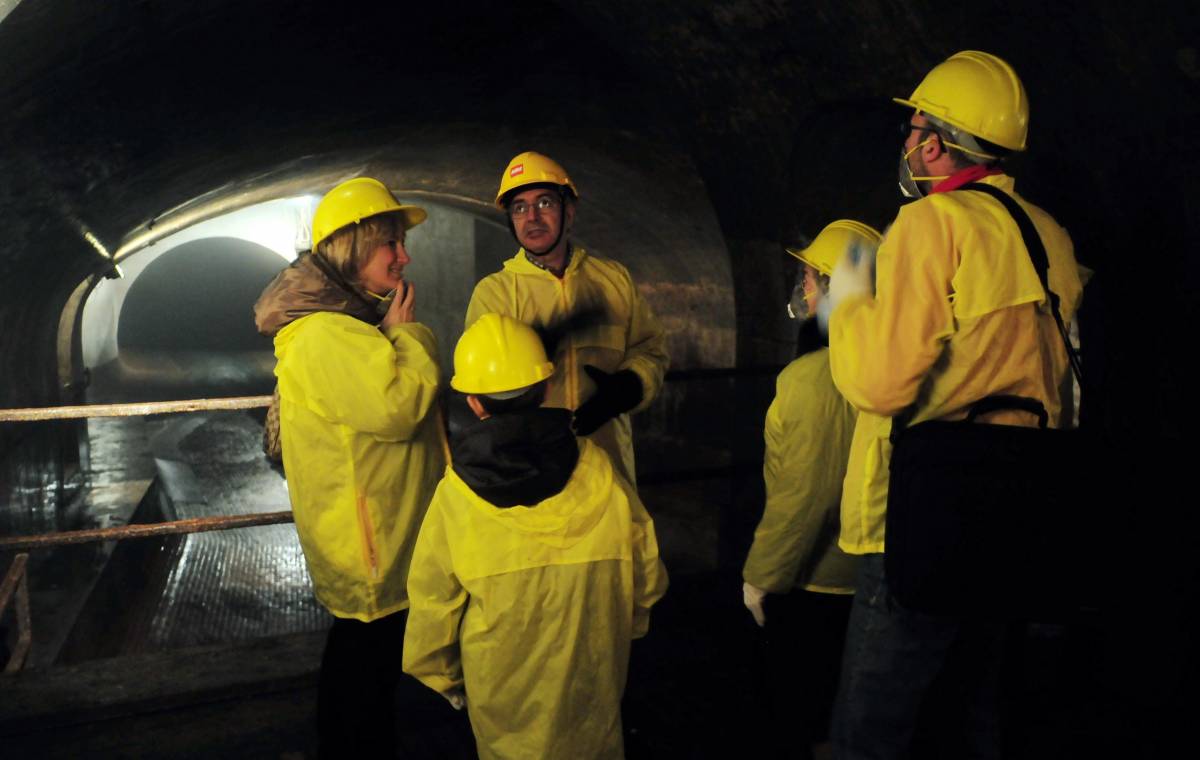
[1,1,1196,757]
[93,236,282,399]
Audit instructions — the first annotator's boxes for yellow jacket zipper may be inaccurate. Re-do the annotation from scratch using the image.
[356,492,380,580]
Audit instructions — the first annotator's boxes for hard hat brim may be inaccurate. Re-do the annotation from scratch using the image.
[894,96,976,139]
[893,97,1026,152]
[395,205,428,230]
[312,204,427,251]
[450,362,554,395]
[785,247,834,277]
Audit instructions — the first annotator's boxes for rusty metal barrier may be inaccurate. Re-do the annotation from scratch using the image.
[0,366,782,424]
[0,394,285,672]
[0,553,32,673]
[0,394,272,423]
[0,511,294,552]
[0,374,764,671]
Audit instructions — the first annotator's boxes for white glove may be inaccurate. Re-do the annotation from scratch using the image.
[826,242,876,310]
[442,689,466,711]
[743,582,768,627]
[815,293,835,335]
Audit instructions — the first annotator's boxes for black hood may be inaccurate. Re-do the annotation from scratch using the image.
[451,407,579,508]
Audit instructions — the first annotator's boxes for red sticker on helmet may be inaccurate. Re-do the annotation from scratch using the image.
[510,164,524,177]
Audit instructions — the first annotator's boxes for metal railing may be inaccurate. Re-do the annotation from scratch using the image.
[0,394,287,673]
[0,395,272,423]
[0,511,295,552]
[0,371,771,671]
[0,553,31,673]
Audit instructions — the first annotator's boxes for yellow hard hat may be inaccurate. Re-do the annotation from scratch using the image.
[452,313,555,395]
[786,220,883,276]
[495,151,579,208]
[312,178,428,251]
[894,50,1029,152]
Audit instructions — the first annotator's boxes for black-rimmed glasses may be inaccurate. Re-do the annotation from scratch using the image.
[509,195,561,219]
[900,121,938,137]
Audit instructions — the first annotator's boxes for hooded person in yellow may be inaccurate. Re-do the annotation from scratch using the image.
[465,152,669,486]
[403,313,668,760]
[254,177,446,758]
[825,52,1085,759]
[741,220,879,759]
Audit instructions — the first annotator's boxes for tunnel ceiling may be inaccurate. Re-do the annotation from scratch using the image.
[0,0,669,282]
[1,0,1198,427]
[3,1,1195,273]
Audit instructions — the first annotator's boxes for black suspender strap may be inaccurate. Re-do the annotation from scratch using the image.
[959,182,1084,385]
[891,182,1084,441]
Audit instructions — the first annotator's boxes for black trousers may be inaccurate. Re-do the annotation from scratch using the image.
[317,610,408,759]
[760,589,854,758]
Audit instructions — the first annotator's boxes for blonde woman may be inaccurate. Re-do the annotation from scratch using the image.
[254,177,445,756]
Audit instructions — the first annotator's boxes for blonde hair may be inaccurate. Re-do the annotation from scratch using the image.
[316,212,405,284]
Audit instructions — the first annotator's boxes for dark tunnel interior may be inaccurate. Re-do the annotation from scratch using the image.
[1,0,1197,757]
[117,238,281,354]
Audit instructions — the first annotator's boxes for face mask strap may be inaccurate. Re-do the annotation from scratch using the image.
[907,128,1001,172]
[903,137,952,182]
[787,268,827,321]
[787,278,813,320]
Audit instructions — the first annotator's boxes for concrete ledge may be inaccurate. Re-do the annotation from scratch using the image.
[0,630,324,736]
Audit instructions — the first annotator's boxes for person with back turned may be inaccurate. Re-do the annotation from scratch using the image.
[403,312,668,760]
[742,220,881,760]
[824,51,1085,758]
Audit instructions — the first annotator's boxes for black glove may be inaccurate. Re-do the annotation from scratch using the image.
[572,365,643,436]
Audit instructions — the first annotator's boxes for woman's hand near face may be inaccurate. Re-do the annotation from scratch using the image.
[381,281,416,329]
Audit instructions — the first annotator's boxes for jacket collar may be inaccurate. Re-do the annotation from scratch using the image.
[931,165,1004,194]
[253,252,379,337]
[505,245,589,279]
[450,407,579,508]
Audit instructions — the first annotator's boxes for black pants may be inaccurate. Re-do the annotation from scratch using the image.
[831,555,1006,760]
[761,589,854,758]
[317,610,408,759]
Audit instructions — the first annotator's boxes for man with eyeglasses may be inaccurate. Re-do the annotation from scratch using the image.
[465,151,668,486]
[823,51,1085,758]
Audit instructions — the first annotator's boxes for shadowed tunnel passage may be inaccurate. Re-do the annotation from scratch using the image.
[87,237,282,403]
[118,237,281,354]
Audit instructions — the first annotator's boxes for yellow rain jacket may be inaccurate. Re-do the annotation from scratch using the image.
[744,349,859,594]
[829,174,1083,554]
[465,248,669,484]
[403,439,668,760]
[275,312,445,620]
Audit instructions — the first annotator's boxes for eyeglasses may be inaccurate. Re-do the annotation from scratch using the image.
[900,121,939,138]
[509,194,561,219]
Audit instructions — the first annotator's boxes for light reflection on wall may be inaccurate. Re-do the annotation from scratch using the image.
[81,196,317,369]
[0,0,24,26]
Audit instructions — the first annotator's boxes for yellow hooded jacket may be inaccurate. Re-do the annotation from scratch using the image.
[465,248,669,484]
[744,348,859,594]
[275,312,445,620]
[829,174,1084,554]
[402,439,668,760]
